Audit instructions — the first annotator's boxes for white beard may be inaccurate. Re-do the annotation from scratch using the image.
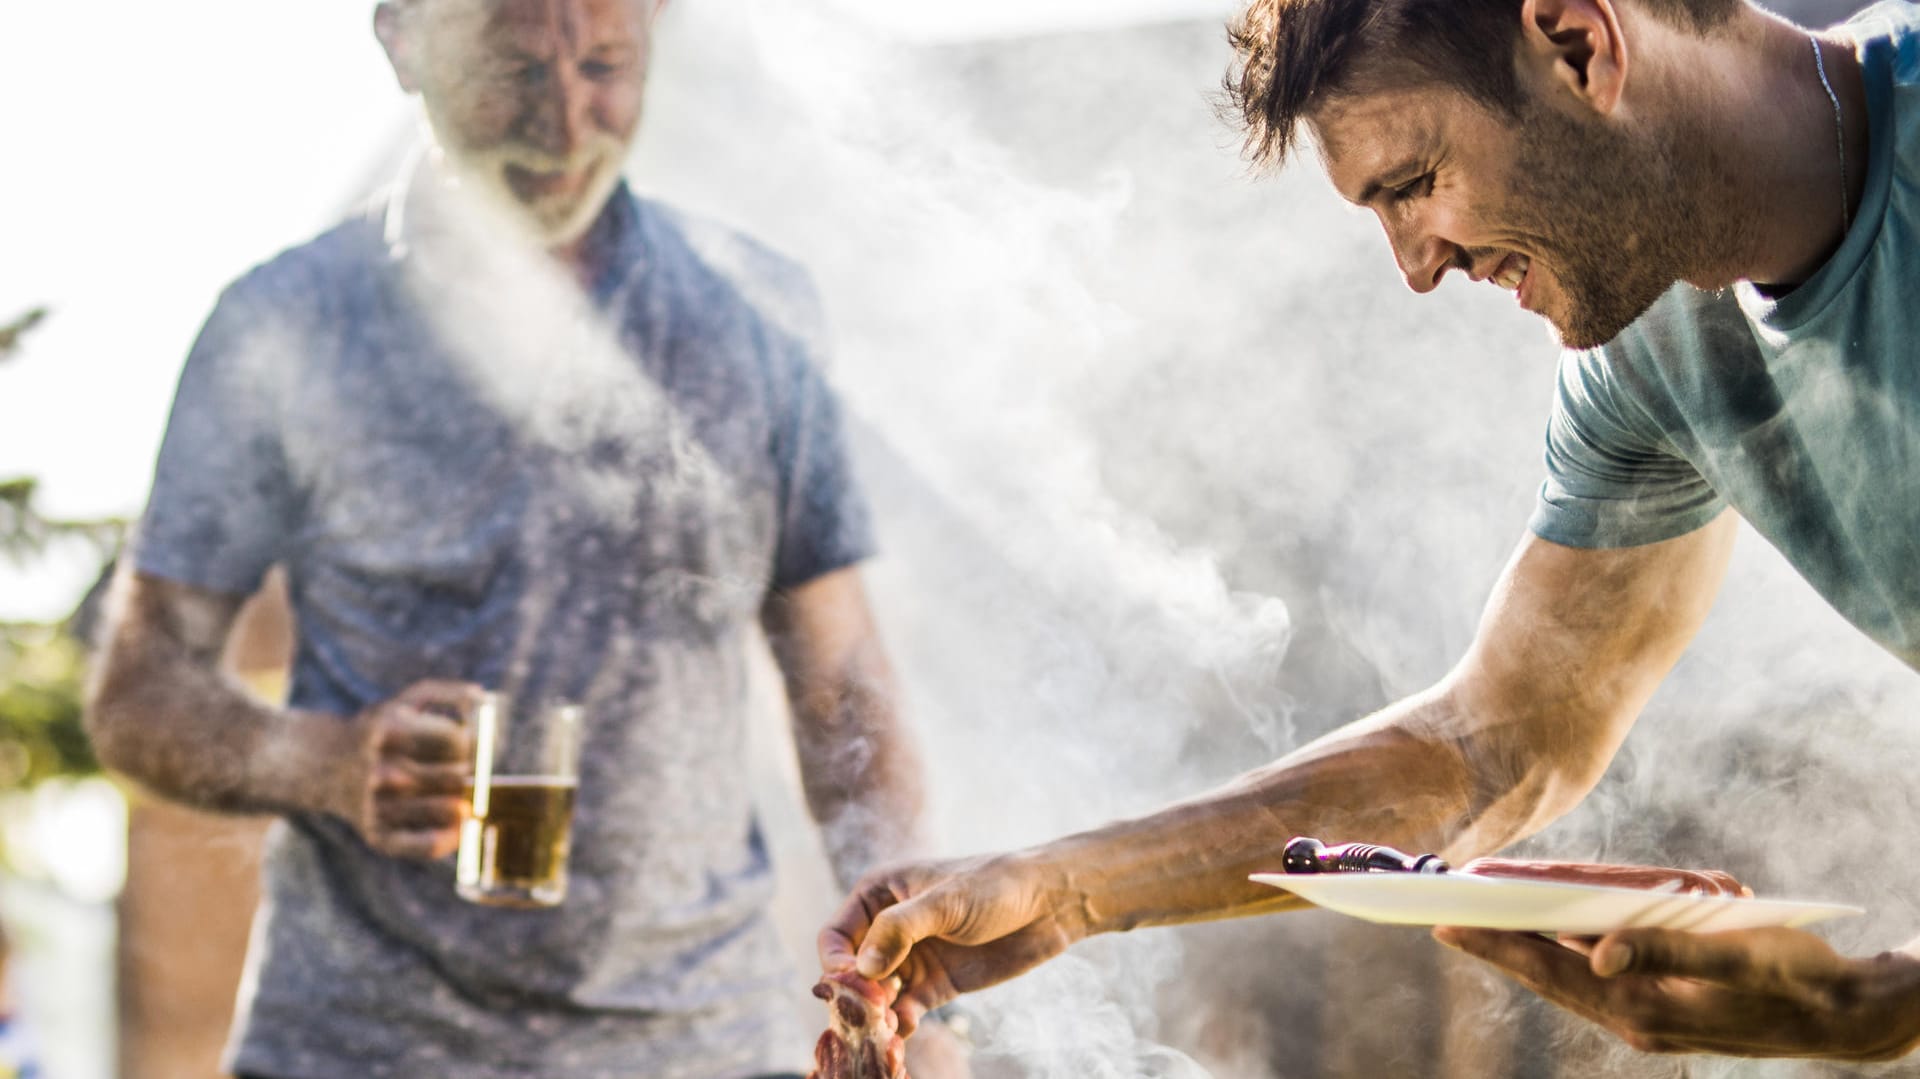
[425,120,629,247]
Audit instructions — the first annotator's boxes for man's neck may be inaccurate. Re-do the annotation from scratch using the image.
[1668,10,1868,291]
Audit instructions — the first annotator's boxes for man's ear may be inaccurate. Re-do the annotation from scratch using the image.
[374,2,424,95]
[1516,0,1627,115]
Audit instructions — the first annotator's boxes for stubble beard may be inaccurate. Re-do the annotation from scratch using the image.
[1505,101,1715,350]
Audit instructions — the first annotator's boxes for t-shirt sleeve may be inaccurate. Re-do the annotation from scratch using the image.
[1528,345,1726,549]
[766,286,876,591]
[132,279,300,596]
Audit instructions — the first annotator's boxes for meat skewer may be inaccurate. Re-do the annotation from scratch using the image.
[806,970,910,1079]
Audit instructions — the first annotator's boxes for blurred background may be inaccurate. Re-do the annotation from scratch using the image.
[0,0,1908,1076]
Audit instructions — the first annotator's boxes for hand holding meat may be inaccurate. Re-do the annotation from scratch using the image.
[818,854,1084,1037]
[330,680,478,860]
[807,971,908,1079]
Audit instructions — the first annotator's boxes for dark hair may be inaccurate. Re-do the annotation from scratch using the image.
[1222,0,1742,169]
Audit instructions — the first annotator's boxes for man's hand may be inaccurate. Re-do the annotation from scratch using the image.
[819,854,1087,1036]
[1435,924,1920,1061]
[332,679,479,860]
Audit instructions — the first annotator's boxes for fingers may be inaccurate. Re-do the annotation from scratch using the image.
[375,758,469,796]
[375,794,465,831]
[1436,926,1595,990]
[894,992,931,1038]
[367,774,466,859]
[819,872,968,981]
[364,689,477,860]
[857,893,961,981]
[395,679,486,716]
[1589,927,1846,992]
[820,881,892,974]
[372,827,463,861]
[818,928,859,975]
[380,705,470,764]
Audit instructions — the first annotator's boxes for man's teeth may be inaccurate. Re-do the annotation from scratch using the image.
[1494,254,1529,291]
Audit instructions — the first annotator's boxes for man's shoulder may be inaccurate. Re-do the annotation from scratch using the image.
[1847,0,1920,76]
[218,205,388,318]
[1555,286,1750,423]
[637,198,822,342]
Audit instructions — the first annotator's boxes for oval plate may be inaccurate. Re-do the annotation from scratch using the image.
[1250,872,1863,934]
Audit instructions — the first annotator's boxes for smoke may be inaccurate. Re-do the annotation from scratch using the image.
[628,4,1920,1078]
[189,0,1920,1075]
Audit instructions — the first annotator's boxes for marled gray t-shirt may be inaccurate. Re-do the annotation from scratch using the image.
[134,174,873,1078]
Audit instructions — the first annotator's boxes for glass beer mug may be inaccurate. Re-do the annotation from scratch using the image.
[456,692,583,908]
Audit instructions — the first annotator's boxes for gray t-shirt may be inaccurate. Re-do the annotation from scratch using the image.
[1531,1,1920,670]
[134,174,873,1078]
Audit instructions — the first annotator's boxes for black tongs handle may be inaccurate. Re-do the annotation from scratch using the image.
[1282,836,1450,875]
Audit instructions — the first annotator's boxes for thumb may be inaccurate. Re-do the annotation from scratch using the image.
[856,891,963,980]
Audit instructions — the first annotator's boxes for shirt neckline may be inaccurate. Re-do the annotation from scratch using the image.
[1735,17,1897,332]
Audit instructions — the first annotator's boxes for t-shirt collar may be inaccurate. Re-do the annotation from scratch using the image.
[380,151,646,305]
[1735,12,1897,332]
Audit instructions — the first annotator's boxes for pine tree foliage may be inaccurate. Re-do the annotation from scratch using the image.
[0,308,115,782]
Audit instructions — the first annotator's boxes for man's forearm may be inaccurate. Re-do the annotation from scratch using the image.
[1027,684,1564,937]
[795,676,929,891]
[91,656,355,817]
[87,580,357,819]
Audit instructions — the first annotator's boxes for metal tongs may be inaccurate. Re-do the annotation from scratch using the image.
[1282,836,1451,875]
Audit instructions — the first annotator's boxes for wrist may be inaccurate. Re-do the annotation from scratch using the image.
[1012,844,1100,943]
[257,708,368,820]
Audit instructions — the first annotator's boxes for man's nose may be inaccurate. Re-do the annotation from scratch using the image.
[523,68,588,159]
[1386,221,1455,295]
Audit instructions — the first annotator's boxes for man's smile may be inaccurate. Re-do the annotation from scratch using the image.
[1492,252,1530,292]
[504,162,594,201]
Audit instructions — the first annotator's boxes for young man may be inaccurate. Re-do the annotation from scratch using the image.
[88,1,961,1075]
[818,0,1920,1061]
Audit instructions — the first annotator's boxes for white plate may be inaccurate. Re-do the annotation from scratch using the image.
[1250,872,1863,935]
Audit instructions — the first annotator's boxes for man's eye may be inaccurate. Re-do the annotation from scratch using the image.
[581,59,627,80]
[501,62,549,86]
[1391,173,1435,202]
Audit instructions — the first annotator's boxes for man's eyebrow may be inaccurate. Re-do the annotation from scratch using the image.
[1354,162,1416,206]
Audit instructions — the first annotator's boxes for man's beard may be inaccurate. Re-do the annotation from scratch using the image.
[444,132,630,248]
[1503,101,1708,349]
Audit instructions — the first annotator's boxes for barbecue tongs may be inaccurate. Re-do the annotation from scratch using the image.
[1281,836,1451,875]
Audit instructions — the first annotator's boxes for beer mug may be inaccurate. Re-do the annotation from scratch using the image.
[455,692,583,908]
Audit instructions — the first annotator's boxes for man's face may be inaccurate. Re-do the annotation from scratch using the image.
[393,0,658,245]
[1310,79,1691,349]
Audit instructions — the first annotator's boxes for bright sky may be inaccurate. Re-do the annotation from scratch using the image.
[0,0,1233,621]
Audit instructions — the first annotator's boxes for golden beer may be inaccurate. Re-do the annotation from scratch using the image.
[456,775,578,908]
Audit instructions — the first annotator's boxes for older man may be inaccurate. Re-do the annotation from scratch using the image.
[87,1,955,1076]
[819,0,1920,1062]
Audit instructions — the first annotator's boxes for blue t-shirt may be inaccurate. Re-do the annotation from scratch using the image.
[133,172,874,1078]
[1531,1,1920,670]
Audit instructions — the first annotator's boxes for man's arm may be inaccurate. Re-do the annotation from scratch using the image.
[763,566,927,891]
[821,512,1739,1032]
[87,567,475,858]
